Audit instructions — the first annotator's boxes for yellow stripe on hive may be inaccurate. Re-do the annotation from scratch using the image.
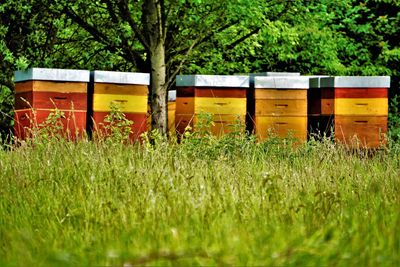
[255,89,307,100]
[335,98,388,116]
[195,97,246,115]
[93,94,147,112]
[255,99,307,116]
[94,83,148,95]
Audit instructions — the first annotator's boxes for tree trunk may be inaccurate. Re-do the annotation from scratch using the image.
[149,43,167,134]
[143,0,167,135]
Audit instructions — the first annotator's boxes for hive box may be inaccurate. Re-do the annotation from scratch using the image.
[254,76,310,141]
[309,76,390,148]
[14,68,90,140]
[168,90,176,134]
[91,71,149,140]
[176,75,249,136]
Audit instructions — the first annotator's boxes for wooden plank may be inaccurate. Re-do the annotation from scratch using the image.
[92,112,147,140]
[175,97,194,114]
[255,116,307,141]
[321,99,334,115]
[195,88,246,98]
[15,91,87,110]
[335,98,388,116]
[255,99,307,116]
[94,83,148,95]
[14,109,86,140]
[194,114,246,136]
[335,115,387,148]
[168,102,176,134]
[93,94,147,113]
[255,89,307,100]
[195,97,246,115]
[177,87,195,97]
[335,88,388,98]
[15,81,87,93]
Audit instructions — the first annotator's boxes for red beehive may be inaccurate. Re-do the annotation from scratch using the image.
[309,76,390,148]
[14,68,89,140]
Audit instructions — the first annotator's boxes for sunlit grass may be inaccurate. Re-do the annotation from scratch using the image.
[0,132,399,266]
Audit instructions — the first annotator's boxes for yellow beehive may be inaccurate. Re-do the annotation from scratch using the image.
[176,75,249,136]
[254,76,310,141]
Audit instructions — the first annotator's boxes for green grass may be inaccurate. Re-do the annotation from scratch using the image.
[0,133,400,266]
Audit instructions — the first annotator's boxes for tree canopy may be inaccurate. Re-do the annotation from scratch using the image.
[1,0,400,137]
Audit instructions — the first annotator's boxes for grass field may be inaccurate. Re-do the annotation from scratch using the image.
[1,130,400,266]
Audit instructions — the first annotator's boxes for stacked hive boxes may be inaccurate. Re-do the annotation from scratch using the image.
[91,71,149,140]
[168,90,176,134]
[309,76,390,148]
[254,76,309,141]
[14,68,89,140]
[176,75,249,135]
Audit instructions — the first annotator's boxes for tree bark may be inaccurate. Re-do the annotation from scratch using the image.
[143,0,168,135]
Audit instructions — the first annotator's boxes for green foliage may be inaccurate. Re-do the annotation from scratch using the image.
[388,95,400,143]
[96,103,133,144]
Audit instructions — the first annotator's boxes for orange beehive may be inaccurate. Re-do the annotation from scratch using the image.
[168,90,176,134]
[14,68,89,140]
[254,76,310,141]
[91,71,149,140]
[176,75,249,136]
[309,76,390,148]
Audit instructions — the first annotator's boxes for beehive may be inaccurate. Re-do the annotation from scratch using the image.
[168,90,176,134]
[91,71,149,140]
[254,76,310,141]
[176,75,249,136]
[14,68,89,140]
[309,76,390,148]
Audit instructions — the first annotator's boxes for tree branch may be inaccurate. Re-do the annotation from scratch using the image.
[118,0,150,51]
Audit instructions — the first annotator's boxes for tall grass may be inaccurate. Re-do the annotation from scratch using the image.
[1,120,400,266]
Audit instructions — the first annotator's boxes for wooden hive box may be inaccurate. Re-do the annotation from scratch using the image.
[168,90,176,135]
[14,68,90,140]
[91,71,149,140]
[311,76,390,148]
[254,76,310,141]
[176,75,249,136]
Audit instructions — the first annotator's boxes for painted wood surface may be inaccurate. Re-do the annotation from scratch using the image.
[14,109,86,140]
[334,88,388,98]
[195,88,246,98]
[335,98,388,116]
[256,116,307,141]
[255,89,307,100]
[168,102,176,134]
[15,91,87,110]
[195,97,246,115]
[255,99,307,116]
[93,94,147,113]
[91,112,147,140]
[94,83,148,95]
[335,115,387,148]
[175,97,194,114]
[175,114,195,135]
[176,87,195,97]
[15,81,87,93]
[193,114,246,136]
